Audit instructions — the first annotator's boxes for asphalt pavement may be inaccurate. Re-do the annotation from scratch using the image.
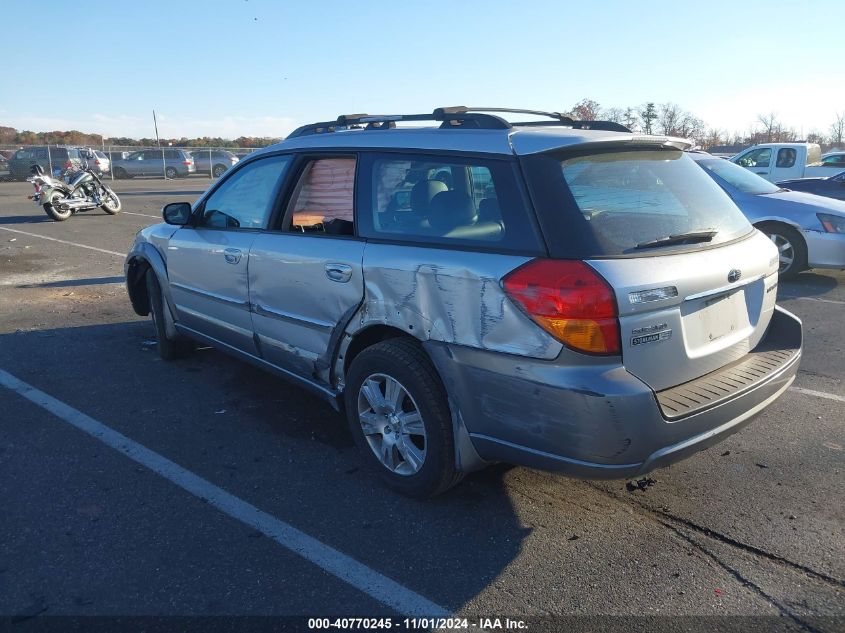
[0,178,842,632]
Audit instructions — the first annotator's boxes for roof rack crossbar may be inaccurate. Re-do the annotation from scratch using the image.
[438,106,574,124]
[285,107,632,138]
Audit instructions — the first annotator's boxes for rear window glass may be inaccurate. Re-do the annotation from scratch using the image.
[523,149,752,257]
[357,153,542,253]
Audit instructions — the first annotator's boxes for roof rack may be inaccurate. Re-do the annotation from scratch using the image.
[286,106,631,138]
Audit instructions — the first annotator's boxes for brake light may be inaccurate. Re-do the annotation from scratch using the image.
[183,160,192,165]
[503,259,620,355]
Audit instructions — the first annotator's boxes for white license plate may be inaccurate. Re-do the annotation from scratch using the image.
[700,290,743,341]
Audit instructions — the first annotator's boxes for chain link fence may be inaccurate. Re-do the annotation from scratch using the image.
[0,143,264,182]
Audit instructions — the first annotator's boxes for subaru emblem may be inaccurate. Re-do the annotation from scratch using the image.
[728,269,742,283]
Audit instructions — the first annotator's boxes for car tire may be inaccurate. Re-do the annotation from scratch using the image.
[146,269,194,361]
[344,338,463,498]
[212,164,226,178]
[114,167,130,179]
[758,223,807,281]
[165,167,178,179]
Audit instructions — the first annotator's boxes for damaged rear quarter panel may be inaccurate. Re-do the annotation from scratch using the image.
[350,243,562,358]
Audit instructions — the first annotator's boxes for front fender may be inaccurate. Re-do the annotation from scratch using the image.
[125,241,178,330]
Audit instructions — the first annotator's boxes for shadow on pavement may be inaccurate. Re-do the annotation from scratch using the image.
[0,320,527,612]
[18,276,125,288]
[0,214,51,225]
[778,272,839,299]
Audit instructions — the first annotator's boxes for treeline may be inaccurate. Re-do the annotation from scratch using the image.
[564,99,845,150]
[0,126,279,148]
[3,103,844,150]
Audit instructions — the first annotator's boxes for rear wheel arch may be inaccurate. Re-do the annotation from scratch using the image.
[341,325,421,382]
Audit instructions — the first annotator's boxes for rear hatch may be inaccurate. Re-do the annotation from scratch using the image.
[520,144,780,391]
[587,234,778,390]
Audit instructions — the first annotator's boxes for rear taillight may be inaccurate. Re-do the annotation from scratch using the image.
[64,160,72,169]
[503,259,620,355]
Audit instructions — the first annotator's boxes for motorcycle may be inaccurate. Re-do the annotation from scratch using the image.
[27,162,122,221]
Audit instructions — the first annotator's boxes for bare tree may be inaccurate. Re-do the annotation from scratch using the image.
[830,112,845,147]
[657,103,705,141]
[702,128,726,150]
[602,107,625,124]
[757,113,780,143]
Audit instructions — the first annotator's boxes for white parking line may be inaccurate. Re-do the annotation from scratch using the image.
[0,368,448,617]
[122,211,161,219]
[791,386,845,404]
[0,227,124,257]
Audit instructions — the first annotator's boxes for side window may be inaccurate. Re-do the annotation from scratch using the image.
[776,148,796,168]
[738,148,771,168]
[285,157,356,235]
[143,150,160,160]
[200,155,291,230]
[361,153,541,252]
[35,149,48,159]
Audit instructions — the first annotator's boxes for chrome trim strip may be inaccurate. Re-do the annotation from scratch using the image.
[253,303,333,332]
[684,273,766,301]
[171,282,250,308]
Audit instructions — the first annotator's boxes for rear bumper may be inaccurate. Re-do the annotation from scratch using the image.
[427,306,802,478]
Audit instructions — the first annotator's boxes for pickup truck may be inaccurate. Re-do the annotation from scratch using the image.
[730,143,836,182]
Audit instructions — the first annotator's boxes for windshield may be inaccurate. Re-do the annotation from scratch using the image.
[697,158,781,194]
[522,149,753,257]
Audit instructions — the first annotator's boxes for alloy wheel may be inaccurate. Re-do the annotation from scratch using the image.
[357,373,427,476]
[768,232,794,273]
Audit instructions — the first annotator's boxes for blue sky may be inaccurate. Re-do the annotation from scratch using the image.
[1,0,842,139]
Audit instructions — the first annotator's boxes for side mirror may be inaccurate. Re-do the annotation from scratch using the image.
[162,201,193,225]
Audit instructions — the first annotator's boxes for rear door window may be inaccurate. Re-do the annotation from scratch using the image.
[357,152,542,253]
[282,157,357,235]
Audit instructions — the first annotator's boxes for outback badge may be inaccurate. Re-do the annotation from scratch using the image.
[630,323,672,347]
[728,269,742,283]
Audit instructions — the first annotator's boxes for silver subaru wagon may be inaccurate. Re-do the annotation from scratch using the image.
[125,107,803,497]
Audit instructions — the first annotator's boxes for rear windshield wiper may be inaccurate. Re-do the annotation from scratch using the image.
[635,229,718,250]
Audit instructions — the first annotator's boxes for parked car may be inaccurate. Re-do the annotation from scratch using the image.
[8,146,84,180]
[125,107,801,498]
[112,148,195,178]
[81,148,110,175]
[777,170,845,202]
[692,152,845,279]
[730,142,829,182]
[189,149,239,177]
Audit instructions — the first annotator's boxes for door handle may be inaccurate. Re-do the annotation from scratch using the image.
[325,263,353,283]
[223,248,242,264]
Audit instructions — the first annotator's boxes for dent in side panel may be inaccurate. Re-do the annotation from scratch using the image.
[353,244,562,358]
